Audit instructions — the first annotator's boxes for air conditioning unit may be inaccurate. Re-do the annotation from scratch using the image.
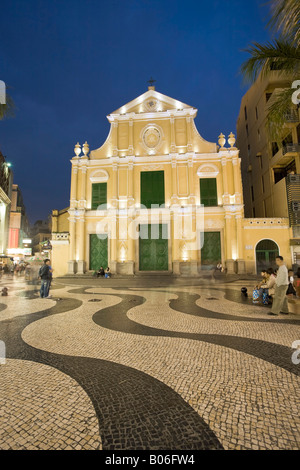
[289,174,300,183]
[292,201,300,212]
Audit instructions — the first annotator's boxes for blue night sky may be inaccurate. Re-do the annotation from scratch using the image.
[0,0,272,223]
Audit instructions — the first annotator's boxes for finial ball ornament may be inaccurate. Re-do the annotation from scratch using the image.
[82,141,89,156]
[74,142,81,157]
[228,132,236,148]
[218,133,226,148]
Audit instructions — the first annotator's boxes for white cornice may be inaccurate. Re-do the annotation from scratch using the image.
[108,108,197,122]
[85,152,220,167]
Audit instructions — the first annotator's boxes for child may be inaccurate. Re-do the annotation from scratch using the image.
[294,268,300,298]
[287,270,296,296]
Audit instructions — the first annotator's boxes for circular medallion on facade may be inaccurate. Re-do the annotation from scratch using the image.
[142,126,161,149]
[144,99,158,112]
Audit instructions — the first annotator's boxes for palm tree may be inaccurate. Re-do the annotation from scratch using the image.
[241,0,300,140]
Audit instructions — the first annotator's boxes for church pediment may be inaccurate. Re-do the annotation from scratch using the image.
[110,89,194,116]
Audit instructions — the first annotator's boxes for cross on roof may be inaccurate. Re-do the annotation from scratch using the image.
[147,77,156,87]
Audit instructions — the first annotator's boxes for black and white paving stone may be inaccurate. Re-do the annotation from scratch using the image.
[0,276,299,450]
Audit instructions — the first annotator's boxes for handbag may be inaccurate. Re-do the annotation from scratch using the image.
[252,288,260,303]
[262,291,269,305]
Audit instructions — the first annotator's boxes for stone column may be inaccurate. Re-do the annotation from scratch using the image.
[70,162,79,208]
[112,161,118,208]
[188,156,194,200]
[235,214,245,274]
[235,214,244,260]
[232,155,243,205]
[110,214,117,273]
[79,164,87,208]
[77,211,86,274]
[68,213,76,274]
[112,121,119,157]
[190,213,199,276]
[126,213,135,275]
[171,158,177,202]
[171,209,181,274]
[186,116,193,152]
[170,116,176,153]
[221,157,230,205]
[225,214,235,273]
[128,160,134,206]
[128,118,134,155]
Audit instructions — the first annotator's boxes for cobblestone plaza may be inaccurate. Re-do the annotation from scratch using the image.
[0,275,299,451]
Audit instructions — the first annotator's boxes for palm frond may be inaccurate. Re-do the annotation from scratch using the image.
[241,38,300,83]
[265,86,298,141]
[268,0,300,47]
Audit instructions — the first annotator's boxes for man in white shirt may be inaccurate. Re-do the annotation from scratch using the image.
[269,256,289,316]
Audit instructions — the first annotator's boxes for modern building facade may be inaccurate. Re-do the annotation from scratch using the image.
[52,86,293,276]
[7,183,30,259]
[236,71,300,268]
[31,218,52,255]
[0,150,12,255]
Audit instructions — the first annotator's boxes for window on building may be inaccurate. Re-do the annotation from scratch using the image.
[91,183,107,210]
[282,133,293,147]
[257,129,261,141]
[263,200,266,217]
[272,142,279,157]
[246,124,249,137]
[251,185,254,202]
[256,154,263,169]
[274,160,296,184]
[200,178,218,207]
[266,92,273,103]
[252,207,256,218]
[244,106,248,121]
[255,107,259,120]
[248,144,251,157]
[140,171,165,208]
[262,175,265,194]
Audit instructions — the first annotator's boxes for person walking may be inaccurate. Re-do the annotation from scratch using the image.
[39,259,53,299]
[268,256,289,316]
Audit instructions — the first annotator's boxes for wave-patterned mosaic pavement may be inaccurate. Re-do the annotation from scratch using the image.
[0,276,300,450]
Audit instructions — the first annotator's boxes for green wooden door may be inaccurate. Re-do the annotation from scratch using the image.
[139,224,168,271]
[201,232,221,266]
[90,234,108,271]
[256,239,279,274]
[140,171,165,208]
[200,178,218,207]
[91,183,107,210]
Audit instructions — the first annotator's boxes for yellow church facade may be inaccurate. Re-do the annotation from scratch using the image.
[51,87,293,277]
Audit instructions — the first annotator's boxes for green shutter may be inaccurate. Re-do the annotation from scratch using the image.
[139,224,168,271]
[92,183,107,210]
[200,178,218,207]
[141,171,165,208]
[90,234,108,271]
[201,232,221,265]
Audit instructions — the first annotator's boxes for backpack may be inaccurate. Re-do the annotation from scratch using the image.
[39,265,49,278]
